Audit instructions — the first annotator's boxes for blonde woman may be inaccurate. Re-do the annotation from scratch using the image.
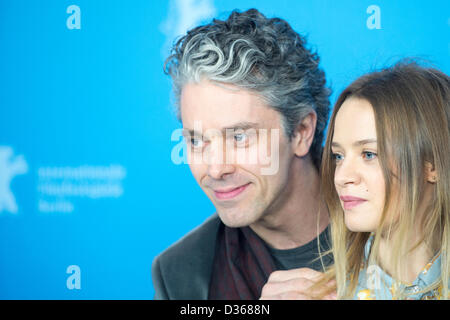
[317,61,449,300]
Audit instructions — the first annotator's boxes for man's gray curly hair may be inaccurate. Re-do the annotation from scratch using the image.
[164,8,331,168]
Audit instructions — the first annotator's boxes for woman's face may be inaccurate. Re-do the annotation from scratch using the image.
[331,97,386,232]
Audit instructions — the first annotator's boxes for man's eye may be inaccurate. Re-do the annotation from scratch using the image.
[234,133,248,143]
[190,138,204,148]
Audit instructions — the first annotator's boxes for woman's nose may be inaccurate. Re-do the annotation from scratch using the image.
[334,157,361,188]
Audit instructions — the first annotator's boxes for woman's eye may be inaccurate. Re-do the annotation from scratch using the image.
[332,153,343,162]
[363,151,377,160]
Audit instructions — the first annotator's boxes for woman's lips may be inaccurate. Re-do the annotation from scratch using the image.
[339,195,367,210]
[214,183,250,200]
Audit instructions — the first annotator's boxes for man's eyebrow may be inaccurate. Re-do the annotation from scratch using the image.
[332,139,377,148]
[222,121,260,131]
[184,121,260,137]
[183,128,201,137]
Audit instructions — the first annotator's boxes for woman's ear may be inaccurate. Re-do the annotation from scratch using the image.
[425,161,438,183]
[293,111,317,157]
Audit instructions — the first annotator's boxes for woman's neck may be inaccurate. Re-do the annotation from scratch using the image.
[377,235,434,284]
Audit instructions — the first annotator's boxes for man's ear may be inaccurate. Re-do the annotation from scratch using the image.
[292,111,317,158]
[425,161,438,183]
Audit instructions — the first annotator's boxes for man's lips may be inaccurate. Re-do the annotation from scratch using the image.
[339,195,367,210]
[213,183,251,200]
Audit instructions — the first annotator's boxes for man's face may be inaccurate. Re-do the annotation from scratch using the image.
[180,80,297,227]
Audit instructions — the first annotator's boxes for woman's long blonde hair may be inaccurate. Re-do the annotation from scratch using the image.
[317,61,450,299]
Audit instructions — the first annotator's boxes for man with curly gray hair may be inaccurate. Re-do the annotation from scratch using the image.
[152,8,333,300]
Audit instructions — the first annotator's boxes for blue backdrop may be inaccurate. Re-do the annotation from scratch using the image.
[0,0,448,299]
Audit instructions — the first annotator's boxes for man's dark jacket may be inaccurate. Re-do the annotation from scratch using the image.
[151,214,221,300]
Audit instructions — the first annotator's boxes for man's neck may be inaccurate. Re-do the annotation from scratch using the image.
[249,156,329,250]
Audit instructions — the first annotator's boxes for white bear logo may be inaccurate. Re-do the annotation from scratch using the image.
[0,146,28,213]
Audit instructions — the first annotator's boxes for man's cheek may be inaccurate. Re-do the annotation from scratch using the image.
[189,164,206,184]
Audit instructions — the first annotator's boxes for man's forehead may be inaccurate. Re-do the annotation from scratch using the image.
[183,121,263,135]
[179,80,283,135]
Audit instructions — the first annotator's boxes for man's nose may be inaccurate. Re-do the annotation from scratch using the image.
[334,157,361,187]
[207,162,235,180]
[205,139,235,179]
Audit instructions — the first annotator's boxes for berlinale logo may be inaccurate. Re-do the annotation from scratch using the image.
[0,146,28,213]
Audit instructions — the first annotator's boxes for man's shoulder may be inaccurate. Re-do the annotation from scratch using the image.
[151,213,222,299]
[156,213,221,263]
